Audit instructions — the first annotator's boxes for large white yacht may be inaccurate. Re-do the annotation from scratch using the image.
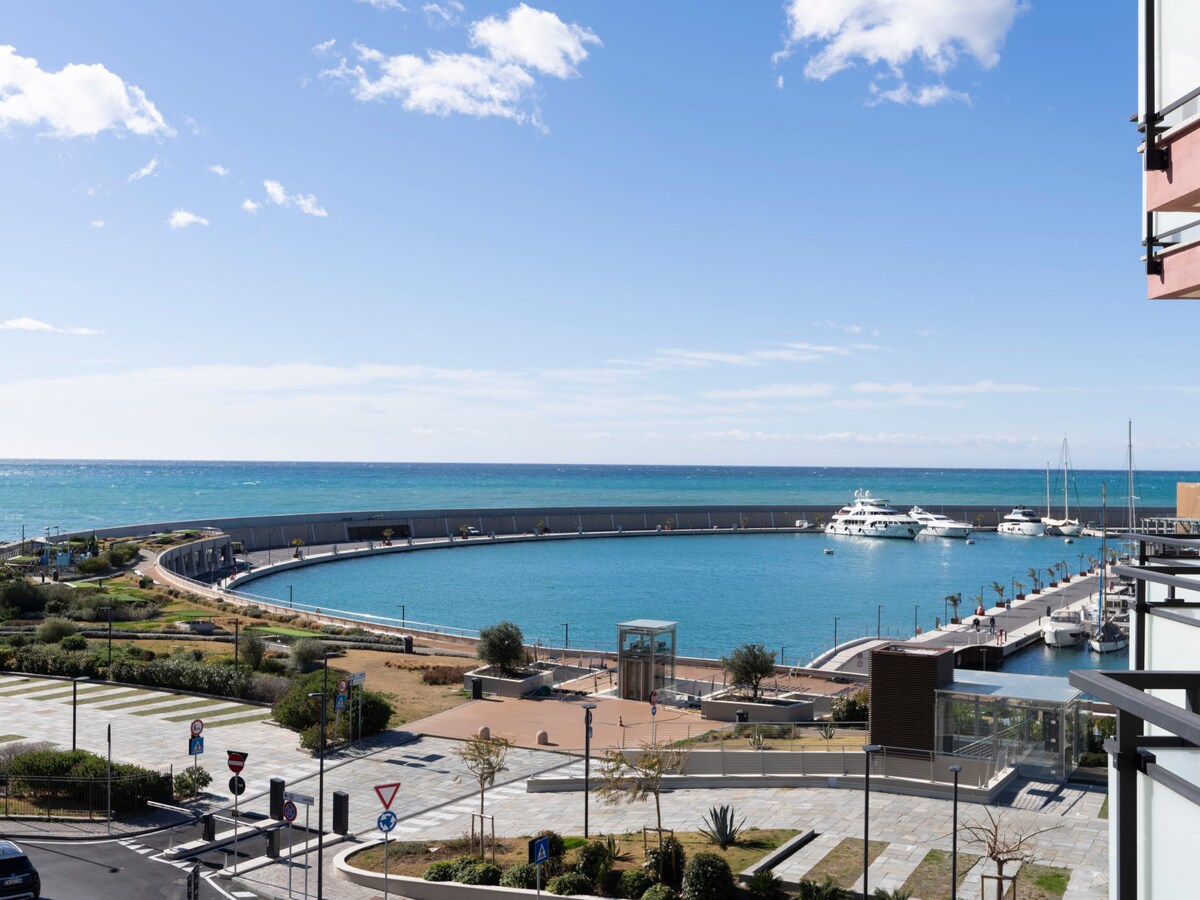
[997,506,1047,536]
[826,490,924,539]
[908,506,973,539]
[1042,608,1086,647]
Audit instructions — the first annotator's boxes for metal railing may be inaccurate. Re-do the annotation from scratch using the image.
[0,771,171,820]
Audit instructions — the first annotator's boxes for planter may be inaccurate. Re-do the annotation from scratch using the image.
[1015,594,1025,601]
[701,692,814,723]
[464,666,552,698]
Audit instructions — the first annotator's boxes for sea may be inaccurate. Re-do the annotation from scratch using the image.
[3,460,1192,675]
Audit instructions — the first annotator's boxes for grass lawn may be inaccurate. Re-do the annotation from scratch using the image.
[348,829,799,880]
[334,649,480,724]
[1017,863,1072,899]
[900,848,981,900]
[248,624,325,638]
[673,725,869,751]
[1099,796,1108,819]
[803,837,888,888]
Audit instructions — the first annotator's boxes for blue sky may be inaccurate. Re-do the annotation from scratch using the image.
[0,1,1188,468]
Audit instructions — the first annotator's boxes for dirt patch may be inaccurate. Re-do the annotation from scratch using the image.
[336,648,475,724]
[900,848,981,900]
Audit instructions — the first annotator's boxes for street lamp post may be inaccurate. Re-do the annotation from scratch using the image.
[562,623,569,654]
[71,676,89,750]
[914,605,919,634]
[307,651,334,899]
[834,616,839,650]
[233,618,240,670]
[582,702,597,837]
[288,585,293,609]
[949,764,962,900]
[863,744,881,898]
[877,605,882,638]
[100,607,113,664]
[401,604,406,629]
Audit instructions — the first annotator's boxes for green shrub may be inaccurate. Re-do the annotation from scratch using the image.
[448,856,481,879]
[642,885,678,900]
[576,840,613,882]
[831,689,870,723]
[746,871,784,900]
[258,657,288,675]
[289,638,327,673]
[620,870,655,900]
[424,861,458,882]
[6,747,170,809]
[236,631,266,670]
[247,673,291,705]
[9,634,28,649]
[138,576,154,589]
[459,863,503,885]
[1079,751,1108,767]
[548,872,594,896]
[275,668,393,746]
[75,557,111,575]
[680,852,734,900]
[477,620,526,676]
[422,665,470,685]
[173,765,213,799]
[644,838,686,889]
[501,863,541,889]
[59,634,89,652]
[36,617,78,644]
[109,657,251,698]
[11,645,99,678]
[795,877,850,900]
[0,581,45,619]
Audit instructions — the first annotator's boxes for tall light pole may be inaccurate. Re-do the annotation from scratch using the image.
[877,605,882,638]
[949,764,962,900]
[287,585,293,609]
[582,702,597,837]
[562,623,569,654]
[863,744,880,898]
[307,651,334,899]
[233,618,240,670]
[833,617,839,650]
[401,604,406,629]
[100,607,113,665]
[71,676,89,750]
[914,605,919,635]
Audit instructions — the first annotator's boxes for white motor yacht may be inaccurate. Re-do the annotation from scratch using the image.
[998,507,1047,536]
[908,506,973,539]
[1042,608,1085,647]
[825,490,924,539]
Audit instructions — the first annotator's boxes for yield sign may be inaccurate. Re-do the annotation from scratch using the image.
[374,782,401,809]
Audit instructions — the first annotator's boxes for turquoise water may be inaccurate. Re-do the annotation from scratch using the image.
[246,530,1109,665]
[1,459,1190,541]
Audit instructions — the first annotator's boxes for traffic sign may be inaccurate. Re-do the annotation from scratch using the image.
[337,678,349,694]
[650,704,657,717]
[377,810,398,833]
[374,782,401,809]
[188,736,204,756]
[227,750,248,773]
[649,690,658,704]
[529,835,551,866]
[282,800,298,823]
[190,719,204,737]
[228,775,246,796]
[284,790,315,806]
[335,693,348,711]
[350,671,367,686]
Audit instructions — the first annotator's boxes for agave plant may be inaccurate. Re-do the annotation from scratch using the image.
[603,833,630,863]
[698,804,746,849]
[795,876,850,900]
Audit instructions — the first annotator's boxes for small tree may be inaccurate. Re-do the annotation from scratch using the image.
[1045,565,1056,586]
[289,638,327,673]
[946,593,962,622]
[719,643,776,701]
[961,807,1060,900]
[1014,580,1024,599]
[237,630,266,670]
[477,620,526,676]
[991,581,1006,606]
[382,528,394,545]
[1027,567,1041,592]
[291,538,305,558]
[456,734,512,818]
[831,689,869,723]
[596,743,682,864]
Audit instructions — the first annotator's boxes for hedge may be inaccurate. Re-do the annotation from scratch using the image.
[9,645,100,678]
[109,657,252,698]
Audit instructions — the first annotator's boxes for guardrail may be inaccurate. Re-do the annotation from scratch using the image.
[0,771,172,820]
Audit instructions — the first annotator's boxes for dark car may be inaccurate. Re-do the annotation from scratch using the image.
[0,841,39,900]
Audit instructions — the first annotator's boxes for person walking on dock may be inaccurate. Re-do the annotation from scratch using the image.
[988,615,995,635]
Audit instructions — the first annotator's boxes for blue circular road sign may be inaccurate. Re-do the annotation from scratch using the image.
[282,800,298,822]
[377,810,398,833]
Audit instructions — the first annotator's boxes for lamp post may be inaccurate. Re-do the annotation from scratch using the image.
[288,585,293,609]
[100,607,113,664]
[562,623,569,654]
[233,618,240,670]
[914,605,919,635]
[307,651,334,899]
[862,744,881,898]
[877,605,882,638]
[71,676,89,750]
[582,702,597,837]
[401,604,406,629]
[834,616,839,650]
[949,764,962,900]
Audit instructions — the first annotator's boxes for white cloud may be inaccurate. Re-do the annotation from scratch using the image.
[354,0,407,9]
[323,5,599,127]
[90,219,105,228]
[313,39,338,56]
[184,116,201,135]
[209,163,229,177]
[241,198,260,214]
[704,383,836,400]
[0,317,102,335]
[167,209,209,229]
[869,81,971,107]
[127,156,158,182]
[776,0,1025,105]
[0,45,172,137]
[260,179,327,217]
[424,1,464,27]
[470,3,601,78]
[850,380,1039,395]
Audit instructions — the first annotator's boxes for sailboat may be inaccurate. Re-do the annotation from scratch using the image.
[1090,482,1130,654]
[1042,439,1082,536]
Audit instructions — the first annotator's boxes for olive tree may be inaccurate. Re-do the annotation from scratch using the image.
[456,734,512,817]
[719,643,776,701]
[477,620,526,676]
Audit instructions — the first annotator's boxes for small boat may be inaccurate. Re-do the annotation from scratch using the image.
[823,548,834,555]
[1089,620,1129,653]
[825,490,924,540]
[908,506,973,539]
[998,506,1047,536]
[1043,608,1086,647]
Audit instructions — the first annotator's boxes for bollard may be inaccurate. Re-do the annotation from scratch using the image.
[471,677,484,700]
[269,777,286,820]
[333,790,349,835]
[266,827,281,858]
[202,812,215,841]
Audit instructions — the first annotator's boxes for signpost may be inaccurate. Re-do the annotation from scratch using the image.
[227,751,248,876]
[187,720,204,781]
[186,863,201,900]
[529,835,552,896]
[376,782,401,900]
[283,790,315,900]
[351,671,367,741]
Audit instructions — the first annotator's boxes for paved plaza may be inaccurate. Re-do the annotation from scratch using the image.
[0,672,1110,898]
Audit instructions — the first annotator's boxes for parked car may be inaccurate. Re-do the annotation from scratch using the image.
[0,841,39,900]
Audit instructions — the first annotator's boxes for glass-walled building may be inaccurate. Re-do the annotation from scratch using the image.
[935,670,1084,781]
[617,619,677,702]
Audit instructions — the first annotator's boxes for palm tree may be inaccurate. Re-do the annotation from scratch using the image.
[946,593,962,623]
[991,581,1006,607]
[1027,567,1041,593]
[1078,552,1086,575]
[381,528,394,546]
[1014,580,1025,599]
[1046,565,1057,587]
[290,538,305,559]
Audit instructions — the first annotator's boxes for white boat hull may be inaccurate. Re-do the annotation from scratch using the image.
[1042,518,1083,537]
[1089,637,1129,653]
[999,521,1047,537]
[921,523,973,539]
[1043,626,1085,647]
[825,523,921,540]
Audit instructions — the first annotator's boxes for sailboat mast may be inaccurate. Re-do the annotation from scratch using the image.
[1128,420,1136,532]
[1063,441,1070,519]
[1046,463,1051,517]
[1100,482,1107,626]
